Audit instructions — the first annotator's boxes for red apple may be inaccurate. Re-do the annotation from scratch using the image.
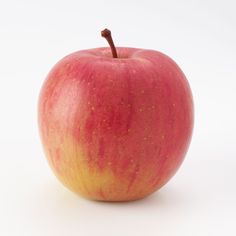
[38,29,193,201]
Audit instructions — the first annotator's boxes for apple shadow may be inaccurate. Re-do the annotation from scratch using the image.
[30,180,191,224]
[87,186,188,210]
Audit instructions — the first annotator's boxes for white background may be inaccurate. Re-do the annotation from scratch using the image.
[0,0,236,235]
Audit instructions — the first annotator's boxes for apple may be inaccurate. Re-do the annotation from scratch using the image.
[38,29,193,201]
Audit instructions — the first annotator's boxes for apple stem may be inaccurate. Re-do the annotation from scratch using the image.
[101,28,118,58]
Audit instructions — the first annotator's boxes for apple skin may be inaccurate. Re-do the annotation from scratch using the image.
[38,47,193,201]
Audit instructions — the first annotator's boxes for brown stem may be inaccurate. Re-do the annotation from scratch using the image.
[101,28,118,58]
